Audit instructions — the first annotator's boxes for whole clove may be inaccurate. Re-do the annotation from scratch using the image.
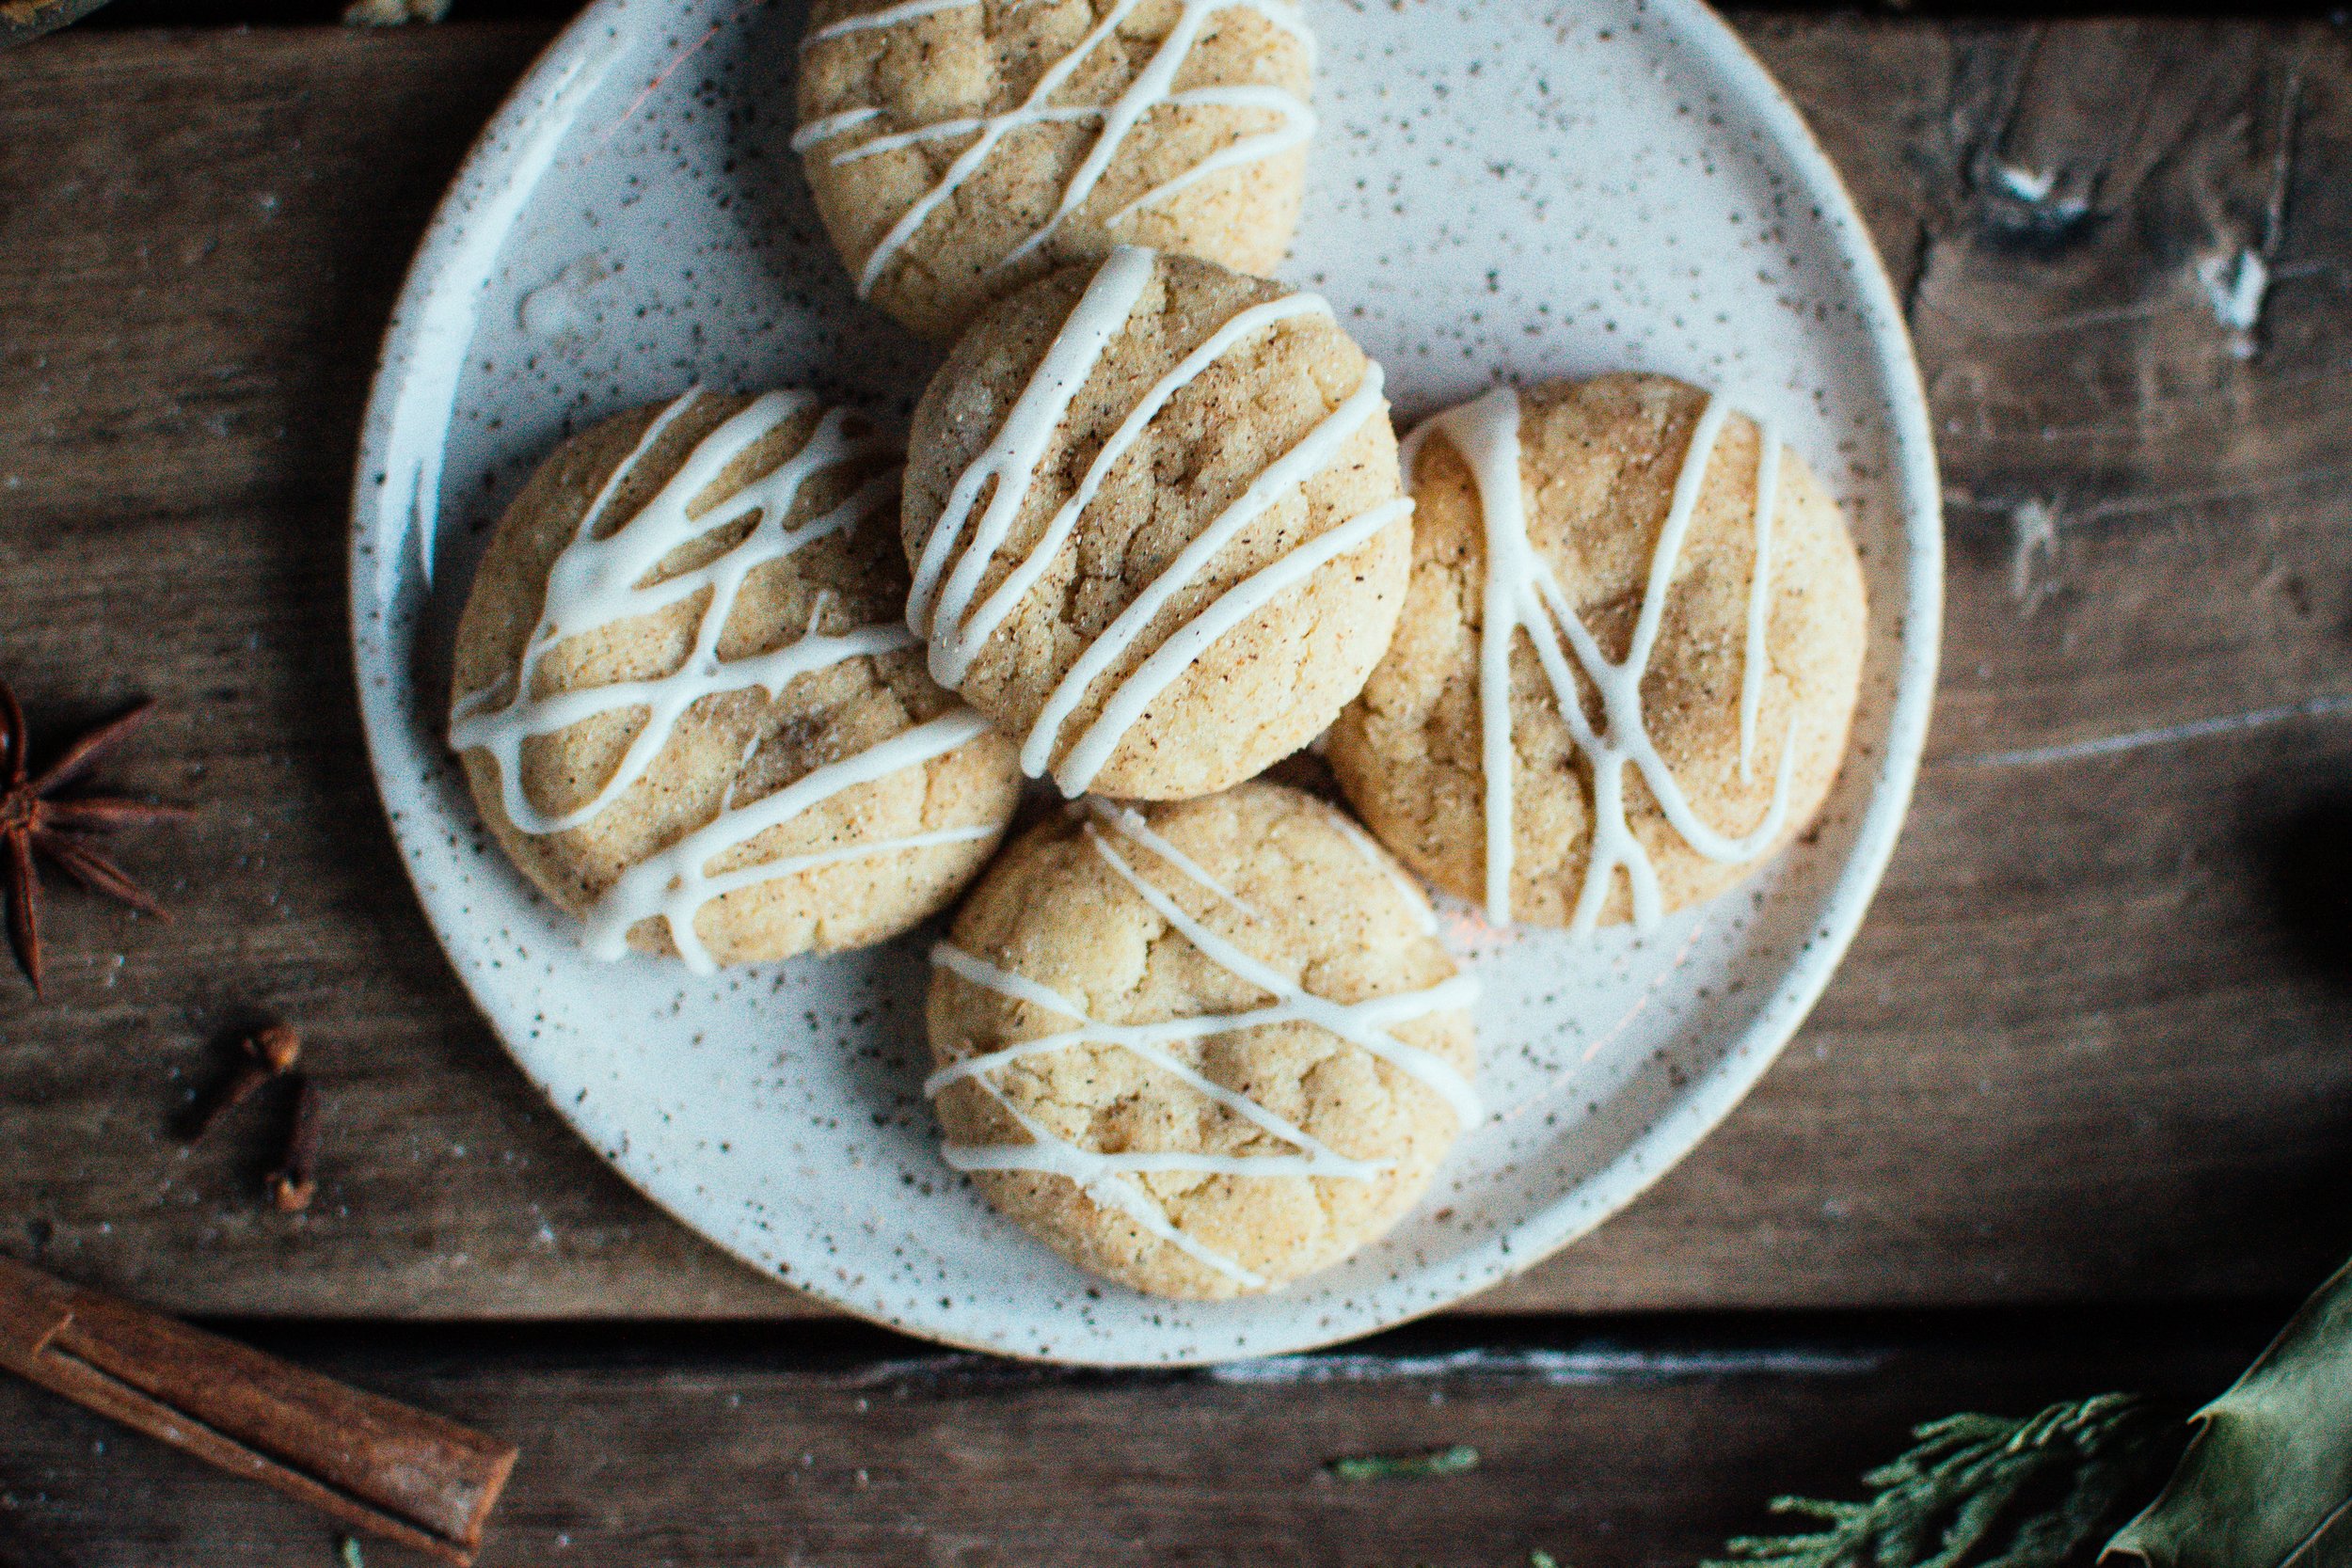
[184,1023,302,1143]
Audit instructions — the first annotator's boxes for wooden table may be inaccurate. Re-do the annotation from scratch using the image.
[1,11,2347,1563]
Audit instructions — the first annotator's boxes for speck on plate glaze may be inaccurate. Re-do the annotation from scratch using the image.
[349,0,1941,1364]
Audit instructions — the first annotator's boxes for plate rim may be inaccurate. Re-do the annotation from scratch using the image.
[347,0,1944,1362]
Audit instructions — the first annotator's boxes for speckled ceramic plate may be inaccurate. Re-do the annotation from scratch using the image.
[350,0,1939,1363]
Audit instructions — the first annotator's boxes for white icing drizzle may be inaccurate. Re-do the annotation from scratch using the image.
[942,1065,1276,1288]
[1089,827,1482,1123]
[1082,799,1264,926]
[907,245,1159,658]
[449,388,995,973]
[1406,387,1800,932]
[1045,485,1411,797]
[930,946,1384,1180]
[794,0,1316,300]
[583,710,994,971]
[793,105,886,147]
[1101,85,1312,227]
[930,807,1481,1287]
[908,245,1409,798]
[916,261,1323,685]
[800,0,976,42]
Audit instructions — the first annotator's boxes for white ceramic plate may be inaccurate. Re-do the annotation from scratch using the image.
[351,0,1939,1364]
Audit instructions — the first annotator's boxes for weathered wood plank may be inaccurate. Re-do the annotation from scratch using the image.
[0,19,2347,1319]
[0,1310,2284,1567]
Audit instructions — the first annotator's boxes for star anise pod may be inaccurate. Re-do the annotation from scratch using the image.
[0,677,192,993]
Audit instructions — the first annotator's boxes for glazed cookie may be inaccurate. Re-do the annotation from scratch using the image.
[902,245,1412,800]
[449,388,1022,971]
[1328,374,1868,932]
[926,782,1479,1298]
[793,0,1314,341]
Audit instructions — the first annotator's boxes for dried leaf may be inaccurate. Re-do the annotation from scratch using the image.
[2105,1259,2352,1568]
[1324,1444,1480,1481]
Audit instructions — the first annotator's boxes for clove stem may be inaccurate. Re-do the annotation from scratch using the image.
[265,1076,321,1212]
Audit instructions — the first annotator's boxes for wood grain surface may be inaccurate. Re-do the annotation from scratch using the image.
[0,1309,2288,1568]
[0,18,2347,1321]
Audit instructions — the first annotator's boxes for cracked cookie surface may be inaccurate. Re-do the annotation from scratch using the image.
[927,782,1477,1298]
[903,248,1409,801]
[794,0,1314,341]
[1328,373,1868,928]
[451,392,1022,967]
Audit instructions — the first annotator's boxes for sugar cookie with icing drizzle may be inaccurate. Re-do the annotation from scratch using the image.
[902,246,1412,800]
[1328,373,1868,931]
[794,0,1315,340]
[448,390,1022,971]
[927,781,1478,1298]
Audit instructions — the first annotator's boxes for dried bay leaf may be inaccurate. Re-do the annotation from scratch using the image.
[2106,1258,2352,1568]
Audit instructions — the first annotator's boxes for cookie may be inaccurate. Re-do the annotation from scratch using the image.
[449,388,1022,971]
[794,0,1314,341]
[926,782,1479,1298]
[901,245,1411,801]
[1328,373,1868,931]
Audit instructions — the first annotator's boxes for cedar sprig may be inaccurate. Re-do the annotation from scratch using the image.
[1703,1394,2176,1568]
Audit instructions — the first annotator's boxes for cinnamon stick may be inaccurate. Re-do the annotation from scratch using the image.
[0,1253,516,1563]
